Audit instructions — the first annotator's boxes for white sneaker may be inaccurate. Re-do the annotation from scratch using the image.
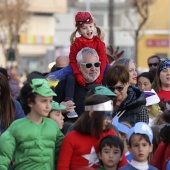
[67,110,78,118]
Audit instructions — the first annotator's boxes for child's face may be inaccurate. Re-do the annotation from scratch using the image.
[150,104,160,117]
[29,94,53,117]
[103,119,111,131]
[128,134,153,162]
[79,23,96,39]
[49,110,64,129]
[99,145,122,169]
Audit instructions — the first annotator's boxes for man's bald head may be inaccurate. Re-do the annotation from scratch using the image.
[56,55,69,68]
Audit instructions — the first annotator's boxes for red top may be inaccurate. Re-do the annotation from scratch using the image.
[150,142,170,170]
[57,129,127,170]
[157,89,170,104]
[69,36,108,85]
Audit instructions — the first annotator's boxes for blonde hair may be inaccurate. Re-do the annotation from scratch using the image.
[70,22,104,45]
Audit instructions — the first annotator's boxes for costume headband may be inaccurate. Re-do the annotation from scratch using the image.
[128,122,153,144]
[94,86,117,97]
[30,78,57,97]
[85,100,113,111]
[160,60,170,72]
[144,89,160,106]
[112,116,130,135]
[75,12,93,27]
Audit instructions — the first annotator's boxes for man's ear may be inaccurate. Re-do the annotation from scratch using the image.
[78,63,81,69]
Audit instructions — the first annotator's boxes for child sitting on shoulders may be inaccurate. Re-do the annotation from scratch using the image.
[46,11,109,118]
[96,135,124,170]
[119,122,158,170]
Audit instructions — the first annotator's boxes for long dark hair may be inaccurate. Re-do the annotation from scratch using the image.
[0,73,15,130]
[74,94,112,139]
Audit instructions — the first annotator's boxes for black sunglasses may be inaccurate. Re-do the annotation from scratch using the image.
[148,63,158,67]
[80,62,101,68]
[108,85,124,92]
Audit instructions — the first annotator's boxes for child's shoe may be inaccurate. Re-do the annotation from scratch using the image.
[67,110,78,118]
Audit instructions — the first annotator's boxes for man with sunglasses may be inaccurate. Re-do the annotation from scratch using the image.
[147,55,160,72]
[54,47,103,122]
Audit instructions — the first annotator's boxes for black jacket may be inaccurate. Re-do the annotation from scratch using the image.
[113,85,149,126]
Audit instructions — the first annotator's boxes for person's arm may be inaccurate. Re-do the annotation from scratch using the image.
[61,101,76,113]
[57,133,74,170]
[95,39,108,84]
[69,39,82,75]
[137,105,149,123]
[69,39,86,86]
[55,127,64,168]
[0,129,16,170]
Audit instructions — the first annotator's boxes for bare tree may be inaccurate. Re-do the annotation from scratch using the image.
[125,0,156,65]
[0,0,30,66]
[108,0,114,46]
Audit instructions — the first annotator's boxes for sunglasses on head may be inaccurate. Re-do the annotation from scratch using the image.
[148,63,158,67]
[80,62,101,68]
[108,85,125,92]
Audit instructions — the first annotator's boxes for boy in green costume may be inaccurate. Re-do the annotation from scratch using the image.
[0,78,64,170]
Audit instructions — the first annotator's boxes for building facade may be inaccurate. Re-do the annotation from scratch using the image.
[138,0,170,69]
[0,0,67,74]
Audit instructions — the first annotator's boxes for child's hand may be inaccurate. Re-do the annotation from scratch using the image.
[75,74,86,86]
[61,101,76,113]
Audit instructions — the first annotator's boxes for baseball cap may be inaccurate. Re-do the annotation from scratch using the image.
[127,122,153,144]
[95,86,117,97]
[51,101,66,111]
[30,78,57,97]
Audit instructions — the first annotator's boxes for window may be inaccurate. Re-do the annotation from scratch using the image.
[114,14,121,27]
[93,14,104,27]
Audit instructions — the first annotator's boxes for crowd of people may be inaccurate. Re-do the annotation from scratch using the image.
[0,11,170,170]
